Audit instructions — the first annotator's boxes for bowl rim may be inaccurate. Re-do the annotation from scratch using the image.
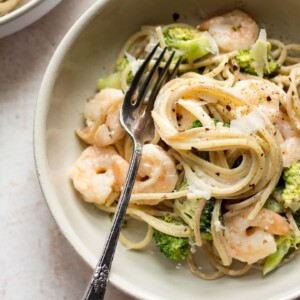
[33,0,160,299]
[33,1,300,299]
[0,0,43,25]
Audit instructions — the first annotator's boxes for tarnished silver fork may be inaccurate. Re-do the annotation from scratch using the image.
[83,45,181,300]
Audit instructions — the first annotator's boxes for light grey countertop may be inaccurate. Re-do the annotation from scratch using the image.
[0,1,133,299]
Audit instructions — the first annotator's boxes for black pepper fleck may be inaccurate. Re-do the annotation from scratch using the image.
[226,105,231,111]
[177,113,183,121]
[172,12,180,22]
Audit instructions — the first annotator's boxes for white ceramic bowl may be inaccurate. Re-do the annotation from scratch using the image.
[34,0,300,299]
[0,0,62,38]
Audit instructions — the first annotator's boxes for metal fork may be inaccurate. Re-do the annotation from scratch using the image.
[83,45,181,300]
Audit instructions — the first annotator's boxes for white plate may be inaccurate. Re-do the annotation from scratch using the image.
[34,0,300,299]
[0,0,62,38]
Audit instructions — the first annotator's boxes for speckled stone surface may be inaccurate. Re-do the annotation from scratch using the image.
[0,1,134,299]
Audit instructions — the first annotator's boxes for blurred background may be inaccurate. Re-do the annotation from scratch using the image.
[0,1,132,299]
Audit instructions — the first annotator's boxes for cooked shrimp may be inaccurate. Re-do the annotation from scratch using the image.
[112,144,178,195]
[275,111,300,167]
[199,10,259,52]
[223,207,290,264]
[76,88,125,147]
[70,146,118,205]
[232,79,286,124]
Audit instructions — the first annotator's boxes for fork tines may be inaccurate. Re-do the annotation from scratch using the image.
[124,44,181,112]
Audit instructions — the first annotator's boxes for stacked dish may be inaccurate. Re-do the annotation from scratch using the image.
[0,0,61,38]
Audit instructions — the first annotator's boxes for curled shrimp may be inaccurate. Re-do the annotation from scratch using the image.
[275,111,300,167]
[223,207,290,264]
[112,144,178,196]
[77,88,125,147]
[199,10,259,52]
[232,79,286,124]
[70,146,118,205]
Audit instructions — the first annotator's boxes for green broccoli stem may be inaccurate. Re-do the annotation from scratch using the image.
[163,26,217,63]
[263,235,293,275]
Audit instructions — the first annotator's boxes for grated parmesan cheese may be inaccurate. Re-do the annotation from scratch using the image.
[230,109,266,134]
[187,183,211,200]
[125,52,142,75]
[214,220,226,232]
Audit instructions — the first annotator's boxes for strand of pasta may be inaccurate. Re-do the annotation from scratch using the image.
[187,253,224,280]
[211,199,232,266]
[119,225,154,250]
[203,242,251,276]
[194,199,206,247]
[269,39,287,65]
[284,67,300,129]
[96,204,193,237]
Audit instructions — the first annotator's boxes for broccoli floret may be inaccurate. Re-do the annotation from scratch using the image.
[282,160,300,212]
[163,27,218,63]
[263,234,299,275]
[174,196,215,241]
[153,215,190,262]
[236,29,281,78]
[97,72,123,90]
[200,198,215,241]
[267,52,281,75]
[116,57,129,72]
[236,49,280,76]
[188,118,229,129]
[263,196,284,214]
[174,198,199,229]
[188,120,203,129]
[97,57,133,90]
[213,118,230,128]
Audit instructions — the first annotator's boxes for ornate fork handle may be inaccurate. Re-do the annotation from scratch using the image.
[83,143,142,300]
[82,44,181,300]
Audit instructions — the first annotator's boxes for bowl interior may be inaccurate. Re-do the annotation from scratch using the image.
[35,0,300,299]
